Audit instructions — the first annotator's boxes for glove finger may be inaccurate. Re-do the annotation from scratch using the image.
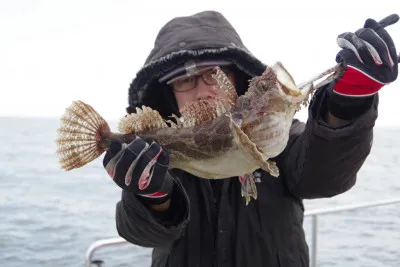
[337,32,375,66]
[337,32,363,63]
[103,141,129,181]
[356,28,394,68]
[142,142,169,167]
[364,16,398,64]
[118,138,149,187]
[130,142,169,193]
[364,14,399,29]
[103,140,123,169]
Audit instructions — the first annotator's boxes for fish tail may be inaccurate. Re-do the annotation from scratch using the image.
[55,100,111,171]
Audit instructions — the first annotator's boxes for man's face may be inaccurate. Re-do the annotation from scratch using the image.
[169,66,236,111]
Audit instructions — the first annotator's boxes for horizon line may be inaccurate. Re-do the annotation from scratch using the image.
[1,115,399,129]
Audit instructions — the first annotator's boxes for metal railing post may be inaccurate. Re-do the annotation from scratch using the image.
[310,215,318,267]
[85,237,127,267]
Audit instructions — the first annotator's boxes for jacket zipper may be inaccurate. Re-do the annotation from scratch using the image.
[206,180,218,267]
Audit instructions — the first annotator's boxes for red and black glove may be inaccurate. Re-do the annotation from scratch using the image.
[328,14,399,119]
[103,137,173,205]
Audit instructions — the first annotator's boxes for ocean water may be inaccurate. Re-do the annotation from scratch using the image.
[0,117,399,267]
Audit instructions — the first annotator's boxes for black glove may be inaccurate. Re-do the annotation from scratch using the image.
[327,14,399,120]
[334,14,398,96]
[103,137,173,205]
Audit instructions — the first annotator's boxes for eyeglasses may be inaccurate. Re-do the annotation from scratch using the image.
[168,67,232,92]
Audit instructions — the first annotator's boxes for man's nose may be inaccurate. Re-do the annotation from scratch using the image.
[195,77,217,99]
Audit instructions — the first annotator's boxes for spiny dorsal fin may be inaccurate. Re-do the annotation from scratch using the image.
[178,67,238,127]
[180,98,227,127]
[212,66,238,107]
[118,106,168,134]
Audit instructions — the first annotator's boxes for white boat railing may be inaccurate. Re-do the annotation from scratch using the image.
[84,198,400,267]
[304,198,400,267]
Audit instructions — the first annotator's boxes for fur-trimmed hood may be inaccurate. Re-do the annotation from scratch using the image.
[127,10,267,117]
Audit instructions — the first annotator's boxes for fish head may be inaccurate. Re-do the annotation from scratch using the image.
[269,62,314,104]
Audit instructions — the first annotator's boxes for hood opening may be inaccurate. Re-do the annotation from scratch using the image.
[126,11,267,116]
[126,65,252,121]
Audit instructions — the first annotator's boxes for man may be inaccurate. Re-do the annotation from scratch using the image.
[103,11,398,267]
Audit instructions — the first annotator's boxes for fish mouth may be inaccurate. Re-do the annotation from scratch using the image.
[271,62,313,103]
[271,62,301,96]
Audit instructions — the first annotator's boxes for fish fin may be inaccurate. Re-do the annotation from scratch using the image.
[264,160,279,177]
[118,106,168,134]
[239,174,258,205]
[56,100,110,171]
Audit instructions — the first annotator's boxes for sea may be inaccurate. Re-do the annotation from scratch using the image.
[0,117,399,267]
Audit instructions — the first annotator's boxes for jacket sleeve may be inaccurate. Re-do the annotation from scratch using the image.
[115,173,190,247]
[276,87,378,199]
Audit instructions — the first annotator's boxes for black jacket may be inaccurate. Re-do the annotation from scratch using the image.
[116,10,378,267]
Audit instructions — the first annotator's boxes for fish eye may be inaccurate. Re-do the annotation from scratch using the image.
[258,80,268,89]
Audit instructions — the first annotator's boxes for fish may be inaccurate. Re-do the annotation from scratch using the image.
[55,62,342,205]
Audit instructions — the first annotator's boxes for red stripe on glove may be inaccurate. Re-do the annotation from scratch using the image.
[333,66,385,97]
[140,192,169,198]
[138,146,163,190]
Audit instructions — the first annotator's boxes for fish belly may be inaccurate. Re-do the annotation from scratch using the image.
[170,149,259,179]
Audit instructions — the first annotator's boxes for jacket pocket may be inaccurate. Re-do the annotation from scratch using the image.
[277,251,306,267]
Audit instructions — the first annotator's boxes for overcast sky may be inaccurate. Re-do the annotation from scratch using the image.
[1,0,399,127]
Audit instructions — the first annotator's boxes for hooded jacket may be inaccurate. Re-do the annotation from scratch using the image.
[115,10,378,267]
